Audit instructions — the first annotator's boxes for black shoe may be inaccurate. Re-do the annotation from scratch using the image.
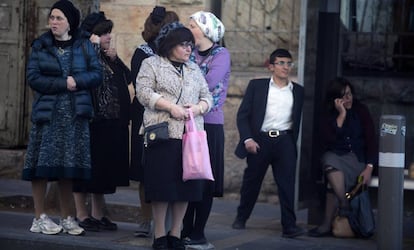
[92,217,117,231]
[282,226,306,238]
[232,218,246,229]
[167,234,185,250]
[78,217,100,232]
[152,236,169,249]
[307,227,332,237]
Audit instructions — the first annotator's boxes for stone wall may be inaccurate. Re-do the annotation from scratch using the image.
[222,0,300,68]
[100,0,206,67]
[100,0,300,71]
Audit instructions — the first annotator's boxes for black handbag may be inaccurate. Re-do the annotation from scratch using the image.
[347,186,375,238]
[343,176,375,238]
[144,121,169,147]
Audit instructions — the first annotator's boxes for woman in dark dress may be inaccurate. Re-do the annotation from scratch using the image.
[308,77,378,237]
[22,0,102,236]
[72,12,131,232]
[129,6,179,238]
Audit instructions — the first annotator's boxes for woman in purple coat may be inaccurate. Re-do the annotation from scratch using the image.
[182,11,231,247]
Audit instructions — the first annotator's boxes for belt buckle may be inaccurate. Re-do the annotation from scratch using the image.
[268,130,280,137]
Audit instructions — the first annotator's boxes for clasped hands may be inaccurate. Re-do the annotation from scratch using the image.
[170,103,202,121]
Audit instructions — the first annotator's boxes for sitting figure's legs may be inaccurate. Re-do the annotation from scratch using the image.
[309,165,349,236]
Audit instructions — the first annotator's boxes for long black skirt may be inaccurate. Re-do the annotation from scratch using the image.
[204,124,224,197]
[143,139,203,202]
[73,120,130,194]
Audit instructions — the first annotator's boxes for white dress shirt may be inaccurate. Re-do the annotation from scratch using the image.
[260,78,293,132]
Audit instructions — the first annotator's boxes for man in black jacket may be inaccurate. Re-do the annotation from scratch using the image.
[233,49,305,238]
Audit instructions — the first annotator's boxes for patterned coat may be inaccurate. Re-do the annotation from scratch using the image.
[136,55,213,139]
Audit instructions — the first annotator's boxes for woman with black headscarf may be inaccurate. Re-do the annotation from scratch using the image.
[22,0,102,236]
[72,11,132,232]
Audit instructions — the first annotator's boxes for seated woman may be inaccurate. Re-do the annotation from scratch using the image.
[308,77,378,237]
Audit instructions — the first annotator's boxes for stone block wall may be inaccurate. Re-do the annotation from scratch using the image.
[222,0,300,68]
[100,0,205,66]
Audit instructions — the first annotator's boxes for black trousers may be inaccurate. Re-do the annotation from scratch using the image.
[236,133,297,230]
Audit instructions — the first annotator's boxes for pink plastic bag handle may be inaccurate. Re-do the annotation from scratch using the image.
[185,108,197,132]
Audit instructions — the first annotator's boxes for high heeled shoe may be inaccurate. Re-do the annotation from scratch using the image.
[307,227,332,237]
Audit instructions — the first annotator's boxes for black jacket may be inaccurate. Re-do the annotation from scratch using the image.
[27,30,102,123]
[235,78,304,159]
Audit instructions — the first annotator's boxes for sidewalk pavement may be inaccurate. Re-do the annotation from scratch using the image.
[0,178,413,250]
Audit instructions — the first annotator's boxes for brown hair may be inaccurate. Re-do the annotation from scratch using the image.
[92,19,113,36]
[157,26,194,58]
[142,11,179,43]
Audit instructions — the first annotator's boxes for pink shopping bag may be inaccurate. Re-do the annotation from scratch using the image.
[182,109,214,182]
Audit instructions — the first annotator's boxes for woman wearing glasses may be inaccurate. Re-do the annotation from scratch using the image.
[308,77,377,237]
[130,6,179,237]
[136,22,212,249]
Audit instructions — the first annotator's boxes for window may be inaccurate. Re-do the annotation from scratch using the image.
[340,0,414,76]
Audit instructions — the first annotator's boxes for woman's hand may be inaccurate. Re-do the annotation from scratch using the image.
[184,103,200,117]
[104,47,117,61]
[89,34,100,44]
[170,104,188,121]
[335,98,346,127]
[359,165,374,185]
[66,76,77,91]
[334,98,346,115]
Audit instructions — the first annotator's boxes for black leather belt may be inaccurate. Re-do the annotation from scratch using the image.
[260,129,292,138]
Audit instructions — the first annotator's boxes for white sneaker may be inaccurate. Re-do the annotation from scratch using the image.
[30,213,62,235]
[60,216,85,235]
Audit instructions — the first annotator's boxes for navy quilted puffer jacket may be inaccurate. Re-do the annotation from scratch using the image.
[27,30,102,123]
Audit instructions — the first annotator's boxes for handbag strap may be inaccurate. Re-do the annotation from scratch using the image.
[176,88,182,104]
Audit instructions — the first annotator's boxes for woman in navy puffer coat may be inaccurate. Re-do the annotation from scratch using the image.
[22,0,102,236]
[27,30,102,122]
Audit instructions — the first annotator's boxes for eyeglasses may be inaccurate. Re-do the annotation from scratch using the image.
[179,41,194,49]
[49,15,66,22]
[271,61,294,67]
[342,91,353,98]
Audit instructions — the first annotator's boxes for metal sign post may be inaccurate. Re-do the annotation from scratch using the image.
[378,115,405,250]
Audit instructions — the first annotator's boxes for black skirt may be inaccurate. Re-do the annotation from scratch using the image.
[73,120,130,194]
[143,139,203,202]
[205,124,225,197]
[129,97,144,182]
